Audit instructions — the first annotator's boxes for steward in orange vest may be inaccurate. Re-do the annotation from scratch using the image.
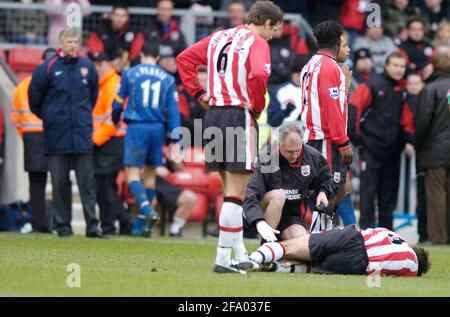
[90,51,132,235]
[10,48,58,233]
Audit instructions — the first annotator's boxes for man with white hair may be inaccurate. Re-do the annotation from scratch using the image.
[29,28,102,238]
[243,121,335,243]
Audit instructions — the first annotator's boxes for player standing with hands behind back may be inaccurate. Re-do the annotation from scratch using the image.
[177,1,284,273]
[112,41,180,237]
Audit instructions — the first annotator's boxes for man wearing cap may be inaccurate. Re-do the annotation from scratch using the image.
[353,48,374,84]
[90,51,132,235]
[29,28,103,238]
[10,48,58,233]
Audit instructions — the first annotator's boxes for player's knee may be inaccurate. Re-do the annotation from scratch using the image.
[271,189,286,207]
[180,190,197,208]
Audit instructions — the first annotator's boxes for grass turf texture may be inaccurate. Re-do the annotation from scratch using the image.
[1,233,449,296]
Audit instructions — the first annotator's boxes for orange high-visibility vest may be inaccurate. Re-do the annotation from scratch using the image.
[11,76,43,137]
[92,68,126,146]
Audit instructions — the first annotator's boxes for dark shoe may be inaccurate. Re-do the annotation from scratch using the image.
[213,263,246,274]
[141,214,158,238]
[86,230,107,239]
[58,229,73,238]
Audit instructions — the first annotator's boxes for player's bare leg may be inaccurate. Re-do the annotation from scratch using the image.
[214,170,250,273]
[250,234,312,264]
[170,190,196,236]
[261,189,285,230]
[281,224,308,240]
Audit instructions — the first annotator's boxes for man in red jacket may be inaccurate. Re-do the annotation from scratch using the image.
[176,1,283,274]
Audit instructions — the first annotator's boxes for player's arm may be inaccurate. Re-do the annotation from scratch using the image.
[348,83,373,146]
[248,38,271,117]
[176,34,211,104]
[28,63,49,119]
[112,70,129,124]
[165,79,181,142]
[317,65,349,149]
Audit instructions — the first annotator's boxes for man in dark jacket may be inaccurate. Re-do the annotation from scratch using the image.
[348,52,414,230]
[88,3,138,72]
[415,52,450,244]
[29,28,102,238]
[129,0,186,77]
[243,122,335,242]
[398,18,433,75]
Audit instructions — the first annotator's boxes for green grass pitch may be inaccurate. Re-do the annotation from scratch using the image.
[1,233,449,296]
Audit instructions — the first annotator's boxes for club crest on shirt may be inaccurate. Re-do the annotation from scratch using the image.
[264,63,271,74]
[328,87,339,100]
[301,165,310,176]
[80,67,89,77]
[333,172,341,183]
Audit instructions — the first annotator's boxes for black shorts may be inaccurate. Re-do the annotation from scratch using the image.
[309,225,368,275]
[276,214,306,235]
[306,139,348,187]
[203,106,258,172]
[156,177,183,215]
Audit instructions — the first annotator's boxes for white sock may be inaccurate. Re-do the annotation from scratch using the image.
[274,263,308,274]
[216,199,244,266]
[232,204,249,262]
[250,242,285,264]
[170,216,186,235]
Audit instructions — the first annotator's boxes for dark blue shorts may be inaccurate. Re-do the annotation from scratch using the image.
[124,122,165,168]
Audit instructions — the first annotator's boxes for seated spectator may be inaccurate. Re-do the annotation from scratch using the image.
[5,1,47,44]
[156,150,197,237]
[433,20,450,46]
[215,0,246,31]
[399,17,434,74]
[352,48,375,84]
[45,0,91,46]
[267,60,306,128]
[189,0,214,40]
[130,0,187,77]
[383,0,422,42]
[353,24,398,74]
[88,2,138,72]
[268,22,315,90]
[419,0,450,39]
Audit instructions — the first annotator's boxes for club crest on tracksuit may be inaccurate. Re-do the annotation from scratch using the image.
[80,67,89,77]
[333,172,341,183]
[301,165,310,176]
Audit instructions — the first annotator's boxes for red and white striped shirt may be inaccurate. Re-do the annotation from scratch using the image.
[296,51,349,150]
[360,228,419,277]
[176,25,271,114]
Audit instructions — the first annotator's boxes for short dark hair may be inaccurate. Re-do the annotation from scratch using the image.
[141,41,160,58]
[407,17,426,29]
[313,20,343,50]
[112,0,128,12]
[412,246,430,276]
[246,1,283,26]
[386,51,406,65]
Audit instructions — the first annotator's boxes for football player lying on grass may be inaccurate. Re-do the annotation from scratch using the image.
[246,225,430,277]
